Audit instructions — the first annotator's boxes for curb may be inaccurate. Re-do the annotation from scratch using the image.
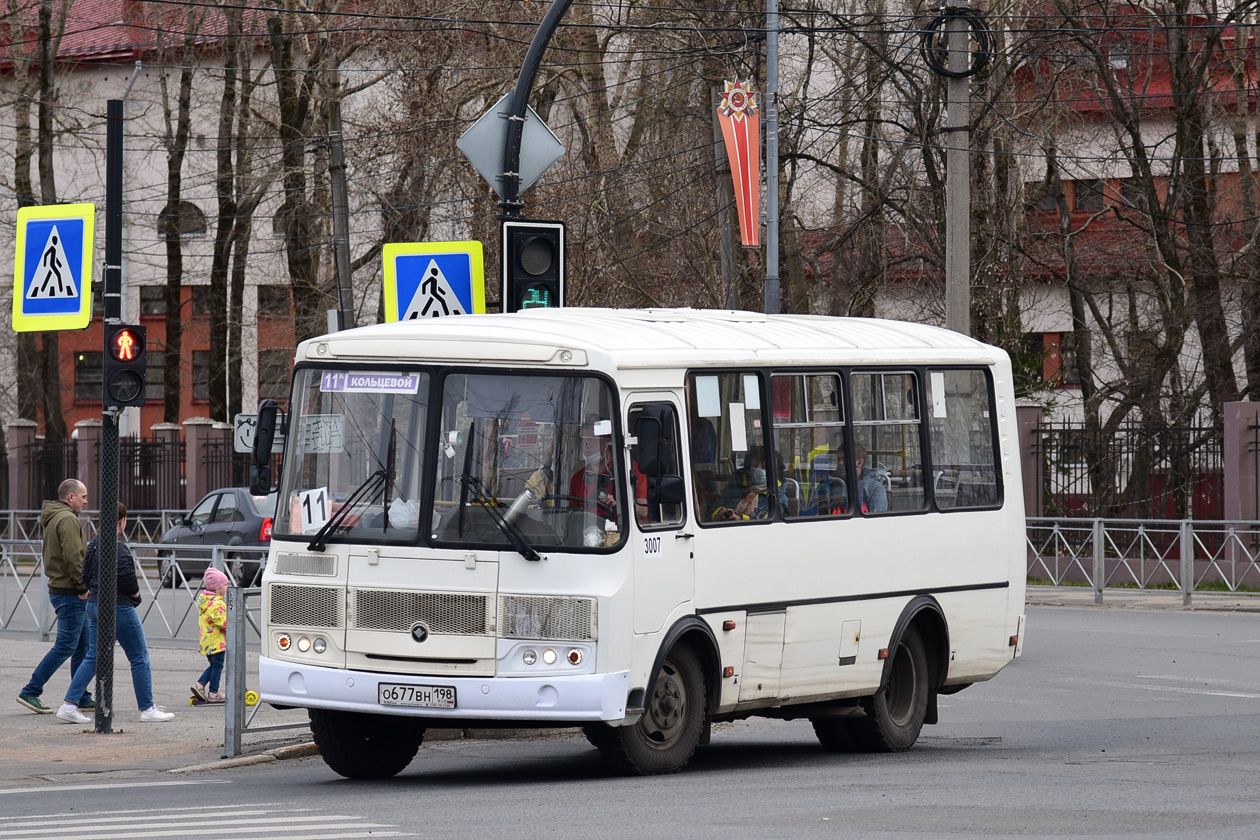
[167,741,317,774]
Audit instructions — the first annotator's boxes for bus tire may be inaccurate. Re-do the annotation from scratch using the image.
[811,718,858,752]
[607,645,706,775]
[852,625,929,752]
[308,708,425,779]
[581,722,620,752]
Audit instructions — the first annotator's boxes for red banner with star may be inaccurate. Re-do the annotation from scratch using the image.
[717,80,761,248]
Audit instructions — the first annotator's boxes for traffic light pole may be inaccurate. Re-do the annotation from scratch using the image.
[95,99,124,734]
[499,0,573,220]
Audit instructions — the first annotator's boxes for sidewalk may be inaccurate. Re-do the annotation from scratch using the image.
[0,633,311,785]
[4,585,1260,785]
[1025,584,1260,611]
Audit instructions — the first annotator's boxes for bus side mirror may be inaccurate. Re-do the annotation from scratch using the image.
[650,475,685,506]
[250,399,283,495]
[636,405,674,475]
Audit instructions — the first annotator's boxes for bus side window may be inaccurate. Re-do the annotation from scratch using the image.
[689,372,774,523]
[926,368,1001,509]
[770,372,846,519]
[628,405,685,528]
[851,371,925,514]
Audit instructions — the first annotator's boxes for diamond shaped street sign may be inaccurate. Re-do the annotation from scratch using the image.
[457,93,565,198]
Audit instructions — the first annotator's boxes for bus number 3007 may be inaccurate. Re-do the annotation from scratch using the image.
[643,536,662,555]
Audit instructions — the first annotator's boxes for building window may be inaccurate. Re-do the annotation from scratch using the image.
[1025,183,1060,213]
[75,351,102,402]
[193,350,211,401]
[144,350,166,401]
[1025,332,1081,388]
[1059,332,1081,386]
[258,349,291,402]
[258,286,292,318]
[1073,179,1104,212]
[157,200,208,240]
[140,285,166,317]
[191,286,215,318]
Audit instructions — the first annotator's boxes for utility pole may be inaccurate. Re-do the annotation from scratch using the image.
[328,78,354,331]
[944,8,971,335]
[764,0,781,315]
[97,99,123,734]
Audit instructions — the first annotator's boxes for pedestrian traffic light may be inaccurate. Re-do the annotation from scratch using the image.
[502,220,565,312]
[103,323,146,408]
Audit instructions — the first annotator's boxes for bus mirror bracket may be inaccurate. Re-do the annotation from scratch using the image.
[250,399,284,495]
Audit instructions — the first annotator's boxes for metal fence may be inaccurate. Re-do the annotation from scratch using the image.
[27,441,77,509]
[120,438,185,511]
[1027,517,1260,605]
[1033,422,1224,520]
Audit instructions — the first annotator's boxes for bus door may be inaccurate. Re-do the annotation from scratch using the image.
[626,398,693,635]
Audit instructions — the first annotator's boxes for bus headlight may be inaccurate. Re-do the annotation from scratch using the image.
[541,648,557,665]
[312,637,327,654]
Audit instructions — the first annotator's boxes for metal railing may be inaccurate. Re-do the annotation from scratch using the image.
[224,586,307,758]
[1027,517,1260,606]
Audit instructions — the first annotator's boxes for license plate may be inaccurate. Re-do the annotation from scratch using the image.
[378,682,456,709]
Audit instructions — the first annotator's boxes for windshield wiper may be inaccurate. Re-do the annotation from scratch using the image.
[381,419,397,532]
[458,421,474,537]
[307,468,386,552]
[463,474,543,563]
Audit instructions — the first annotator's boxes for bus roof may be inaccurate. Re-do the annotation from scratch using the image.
[296,308,1007,369]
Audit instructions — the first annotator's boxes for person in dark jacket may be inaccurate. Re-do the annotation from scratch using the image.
[17,478,93,714]
[57,502,174,724]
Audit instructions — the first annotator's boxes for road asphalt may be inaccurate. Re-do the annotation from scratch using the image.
[2,584,1258,786]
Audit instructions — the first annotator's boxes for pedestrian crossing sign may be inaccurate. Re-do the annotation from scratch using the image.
[382,241,486,322]
[12,202,95,332]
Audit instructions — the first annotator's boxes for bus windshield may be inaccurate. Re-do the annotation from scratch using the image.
[274,367,430,545]
[429,372,624,552]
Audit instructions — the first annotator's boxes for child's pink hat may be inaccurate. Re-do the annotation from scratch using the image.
[203,568,230,591]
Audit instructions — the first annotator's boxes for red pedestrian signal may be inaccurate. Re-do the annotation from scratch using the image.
[103,324,147,408]
[110,327,142,362]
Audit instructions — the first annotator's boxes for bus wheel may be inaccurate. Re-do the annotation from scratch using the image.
[581,722,619,752]
[308,708,425,779]
[811,718,858,752]
[610,645,706,775]
[852,625,928,752]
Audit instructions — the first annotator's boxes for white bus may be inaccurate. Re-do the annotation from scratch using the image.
[252,308,1026,779]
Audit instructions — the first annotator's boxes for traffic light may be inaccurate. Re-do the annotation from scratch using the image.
[103,323,146,408]
[502,220,565,312]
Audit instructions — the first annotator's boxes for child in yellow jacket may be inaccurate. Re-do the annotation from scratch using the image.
[192,568,228,702]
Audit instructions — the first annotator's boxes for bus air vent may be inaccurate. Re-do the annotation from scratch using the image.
[499,595,597,641]
[269,584,343,628]
[275,553,337,576]
[351,589,492,635]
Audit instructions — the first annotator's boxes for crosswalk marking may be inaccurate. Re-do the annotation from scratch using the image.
[0,781,230,796]
[0,805,415,840]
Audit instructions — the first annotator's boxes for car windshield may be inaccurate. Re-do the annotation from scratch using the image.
[430,372,624,552]
[274,368,430,544]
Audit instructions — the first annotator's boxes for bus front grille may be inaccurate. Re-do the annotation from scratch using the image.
[350,589,493,635]
[499,595,596,641]
[269,584,343,628]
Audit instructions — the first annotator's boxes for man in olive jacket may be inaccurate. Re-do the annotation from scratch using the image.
[16,478,94,713]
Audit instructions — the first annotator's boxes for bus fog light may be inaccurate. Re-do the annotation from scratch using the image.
[542,648,557,665]
[522,649,537,666]
[312,637,327,654]
[277,633,292,651]
[567,648,583,666]
[297,636,311,652]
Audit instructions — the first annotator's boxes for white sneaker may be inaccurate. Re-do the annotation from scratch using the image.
[55,704,89,724]
[140,706,174,723]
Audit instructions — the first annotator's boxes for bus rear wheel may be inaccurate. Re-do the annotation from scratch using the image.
[851,625,928,752]
[606,645,706,775]
[308,708,426,779]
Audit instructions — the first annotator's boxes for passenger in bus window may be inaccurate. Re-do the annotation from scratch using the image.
[569,420,618,522]
[712,446,786,520]
[855,443,889,513]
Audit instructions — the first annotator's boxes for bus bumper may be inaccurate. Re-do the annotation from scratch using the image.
[259,656,632,723]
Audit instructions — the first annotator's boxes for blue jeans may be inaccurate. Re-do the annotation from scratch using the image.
[64,601,155,711]
[199,651,225,693]
[21,593,92,704]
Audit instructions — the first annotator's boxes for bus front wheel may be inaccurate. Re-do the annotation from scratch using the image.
[607,645,706,775]
[308,708,426,779]
[852,625,929,752]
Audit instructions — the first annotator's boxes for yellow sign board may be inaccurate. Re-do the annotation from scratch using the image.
[382,241,485,321]
[12,203,95,332]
